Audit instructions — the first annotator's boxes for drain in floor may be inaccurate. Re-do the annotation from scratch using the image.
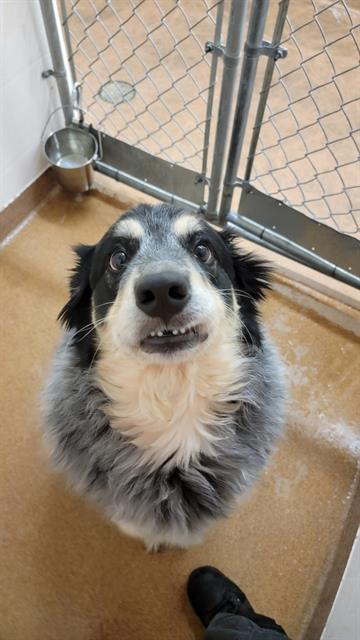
[98,80,136,105]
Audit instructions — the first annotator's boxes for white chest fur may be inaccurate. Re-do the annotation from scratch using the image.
[95,337,246,469]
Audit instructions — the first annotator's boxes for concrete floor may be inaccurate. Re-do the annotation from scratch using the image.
[0,182,359,640]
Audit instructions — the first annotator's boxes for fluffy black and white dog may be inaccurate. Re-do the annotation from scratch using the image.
[43,203,285,550]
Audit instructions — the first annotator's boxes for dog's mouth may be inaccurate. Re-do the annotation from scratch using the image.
[140,323,208,354]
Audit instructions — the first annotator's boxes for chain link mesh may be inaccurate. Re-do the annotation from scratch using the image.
[59,0,358,239]
[249,0,360,238]
[60,0,221,173]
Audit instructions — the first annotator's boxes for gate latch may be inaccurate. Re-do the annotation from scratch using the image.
[205,41,225,57]
[244,40,287,61]
[42,69,66,79]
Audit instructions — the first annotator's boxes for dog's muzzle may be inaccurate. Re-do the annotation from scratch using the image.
[135,270,190,323]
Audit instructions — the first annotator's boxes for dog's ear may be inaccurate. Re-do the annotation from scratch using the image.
[220,231,271,348]
[58,244,95,332]
[221,230,272,302]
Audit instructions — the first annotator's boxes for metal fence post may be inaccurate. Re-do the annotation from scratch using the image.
[219,0,269,224]
[244,0,289,182]
[59,0,77,87]
[39,0,75,124]
[206,0,248,221]
[201,1,224,179]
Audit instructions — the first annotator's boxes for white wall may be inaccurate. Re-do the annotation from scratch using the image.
[0,1,61,211]
[321,527,360,640]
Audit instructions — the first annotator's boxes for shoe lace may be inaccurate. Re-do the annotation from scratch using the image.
[210,591,246,621]
[226,592,246,613]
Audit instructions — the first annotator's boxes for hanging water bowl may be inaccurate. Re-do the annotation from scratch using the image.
[43,107,100,193]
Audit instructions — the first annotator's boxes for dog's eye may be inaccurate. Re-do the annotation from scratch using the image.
[193,243,213,263]
[109,249,127,271]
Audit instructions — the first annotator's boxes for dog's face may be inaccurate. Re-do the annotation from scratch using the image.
[60,204,270,366]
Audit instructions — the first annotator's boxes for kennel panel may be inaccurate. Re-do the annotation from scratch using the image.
[59,0,223,175]
[246,0,360,239]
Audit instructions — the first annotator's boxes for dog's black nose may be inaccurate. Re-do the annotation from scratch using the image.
[135,271,190,321]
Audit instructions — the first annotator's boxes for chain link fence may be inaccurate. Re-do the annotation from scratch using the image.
[60,0,222,174]
[248,0,360,238]
[41,0,359,285]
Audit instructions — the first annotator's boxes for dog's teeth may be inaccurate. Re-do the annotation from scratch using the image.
[180,328,186,334]
[172,329,178,335]
[157,331,163,337]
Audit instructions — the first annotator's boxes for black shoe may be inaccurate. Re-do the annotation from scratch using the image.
[187,566,255,627]
[187,566,288,637]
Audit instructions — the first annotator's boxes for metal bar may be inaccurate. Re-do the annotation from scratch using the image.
[201,1,224,177]
[237,186,360,275]
[39,0,74,124]
[96,161,200,213]
[59,0,77,86]
[227,213,360,289]
[94,130,205,205]
[219,0,270,223]
[206,0,248,221]
[244,0,289,182]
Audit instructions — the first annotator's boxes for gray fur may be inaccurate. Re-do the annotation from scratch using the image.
[43,330,285,548]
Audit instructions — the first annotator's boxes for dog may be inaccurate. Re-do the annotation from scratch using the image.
[43,203,285,550]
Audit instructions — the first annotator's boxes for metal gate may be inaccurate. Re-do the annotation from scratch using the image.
[40,0,360,289]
